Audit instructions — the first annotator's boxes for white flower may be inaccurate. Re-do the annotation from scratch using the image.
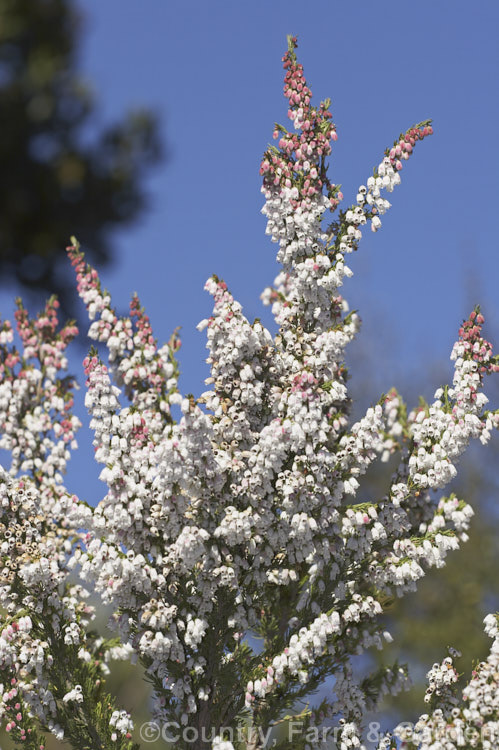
[63,685,83,704]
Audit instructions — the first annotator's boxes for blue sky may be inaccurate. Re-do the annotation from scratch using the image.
[3,0,499,501]
[72,0,499,376]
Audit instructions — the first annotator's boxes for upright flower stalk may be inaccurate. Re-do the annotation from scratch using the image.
[0,35,498,750]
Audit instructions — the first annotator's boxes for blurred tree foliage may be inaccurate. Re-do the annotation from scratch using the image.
[0,0,162,316]
[348,332,499,728]
[372,445,499,725]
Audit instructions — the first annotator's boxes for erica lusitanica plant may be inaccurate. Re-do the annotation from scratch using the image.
[0,35,498,750]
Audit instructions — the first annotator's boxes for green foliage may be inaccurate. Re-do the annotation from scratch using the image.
[379,451,499,722]
[349,348,499,727]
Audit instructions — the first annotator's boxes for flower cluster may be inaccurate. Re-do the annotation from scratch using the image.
[0,309,138,748]
[0,35,498,750]
[386,614,499,750]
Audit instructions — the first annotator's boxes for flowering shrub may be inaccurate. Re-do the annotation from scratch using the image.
[0,35,498,750]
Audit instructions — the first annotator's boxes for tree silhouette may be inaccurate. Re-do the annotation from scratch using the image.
[0,0,162,316]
